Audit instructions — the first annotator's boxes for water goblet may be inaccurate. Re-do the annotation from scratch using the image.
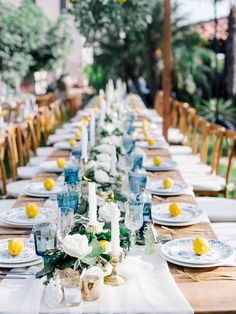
[58,207,74,241]
[125,195,144,249]
[64,166,79,185]
[132,154,143,171]
[123,135,135,155]
[128,170,147,194]
[33,222,57,264]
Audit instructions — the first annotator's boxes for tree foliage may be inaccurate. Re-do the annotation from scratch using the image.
[0,0,72,87]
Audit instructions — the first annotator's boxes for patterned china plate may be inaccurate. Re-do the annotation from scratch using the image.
[161,238,233,265]
[147,180,189,196]
[48,133,75,143]
[23,182,63,197]
[144,159,177,172]
[0,238,40,264]
[136,141,167,150]
[152,203,205,224]
[0,207,53,226]
[39,161,65,173]
[0,258,42,268]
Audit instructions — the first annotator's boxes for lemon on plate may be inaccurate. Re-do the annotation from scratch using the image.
[99,240,109,252]
[169,203,182,217]
[75,130,81,138]
[93,106,98,112]
[69,139,77,147]
[135,106,141,114]
[44,178,55,191]
[25,203,39,218]
[193,237,210,255]
[8,239,24,256]
[163,178,173,189]
[144,132,151,139]
[147,139,155,146]
[153,156,162,167]
[57,158,66,168]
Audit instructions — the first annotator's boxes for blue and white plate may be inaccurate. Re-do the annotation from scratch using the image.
[144,159,177,172]
[0,207,53,227]
[147,180,189,196]
[152,202,205,226]
[0,238,40,264]
[54,141,80,150]
[23,182,63,197]
[161,238,233,265]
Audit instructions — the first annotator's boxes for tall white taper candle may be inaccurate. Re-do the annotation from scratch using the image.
[90,111,95,147]
[88,182,97,226]
[81,126,88,160]
[111,203,120,256]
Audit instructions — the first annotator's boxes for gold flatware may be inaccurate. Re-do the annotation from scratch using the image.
[178,270,236,282]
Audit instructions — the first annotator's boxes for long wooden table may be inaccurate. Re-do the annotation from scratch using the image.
[2,148,236,313]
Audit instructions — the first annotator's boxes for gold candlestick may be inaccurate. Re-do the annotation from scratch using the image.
[88,225,96,234]
[104,255,126,286]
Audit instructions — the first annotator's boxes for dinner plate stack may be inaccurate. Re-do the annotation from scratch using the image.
[152,203,206,226]
[23,182,63,197]
[0,207,53,228]
[39,160,65,173]
[136,141,168,150]
[54,141,80,150]
[0,238,42,268]
[161,237,234,268]
[147,180,189,196]
[144,159,177,172]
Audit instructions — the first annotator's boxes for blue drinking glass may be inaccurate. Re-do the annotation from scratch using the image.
[139,191,152,241]
[33,222,57,263]
[64,166,79,185]
[123,136,135,155]
[57,191,79,213]
[132,154,143,171]
[128,171,147,194]
[71,147,82,160]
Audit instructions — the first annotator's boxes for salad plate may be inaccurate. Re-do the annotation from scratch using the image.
[23,182,63,197]
[144,159,177,172]
[147,180,189,196]
[39,160,65,173]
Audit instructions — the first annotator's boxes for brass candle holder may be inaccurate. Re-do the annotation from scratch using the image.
[88,225,96,234]
[104,255,126,286]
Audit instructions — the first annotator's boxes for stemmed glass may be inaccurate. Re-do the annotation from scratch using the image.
[57,207,74,241]
[125,195,144,249]
[128,169,147,194]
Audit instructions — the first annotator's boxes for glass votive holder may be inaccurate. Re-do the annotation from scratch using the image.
[33,222,57,262]
[57,191,79,213]
[71,147,82,160]
[82,275,100,302]
[64,166,79,185]
[64,279,82,307]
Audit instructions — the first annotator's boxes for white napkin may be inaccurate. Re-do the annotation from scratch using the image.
[0,267,44,314]
[40,246,193,314]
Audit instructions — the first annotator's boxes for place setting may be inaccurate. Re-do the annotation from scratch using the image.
[23,178,63,197]
[39,158,68,173]
[146,177,189,196]
[143,156,177,172]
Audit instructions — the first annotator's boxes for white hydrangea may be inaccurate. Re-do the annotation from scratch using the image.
[94,169,110,184]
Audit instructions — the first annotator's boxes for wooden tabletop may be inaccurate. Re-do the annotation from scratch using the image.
[2,148,236,313]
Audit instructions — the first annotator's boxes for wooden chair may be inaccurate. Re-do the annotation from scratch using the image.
[7,126,19,181]
[16,121,30,166]
[0,136,7,195]
[154,91,164,116]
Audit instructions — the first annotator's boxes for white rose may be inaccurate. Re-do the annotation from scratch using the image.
[86,160,96,171]
[97,161,111,172]
[95,144,112,155]
[99,202,120,222]
[94,169,110,184]
[101,135,121,147]
[61,234,92,259]
[96,153,111,163]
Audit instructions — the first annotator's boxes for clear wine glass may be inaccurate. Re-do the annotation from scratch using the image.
[125,195,144,249]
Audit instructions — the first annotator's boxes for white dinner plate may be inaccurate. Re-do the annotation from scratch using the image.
[39,160,65,173]
[152,203,205,225]
[0,258,42,268]
[23,182,63,197]
[0,207,53,227]
[144,159,177,172]
[147,180,189,196]
[48,133,76,144]
[53,141,80,150]
[0,238,41,264]
[161,238,233,266]
[136,141,167,150]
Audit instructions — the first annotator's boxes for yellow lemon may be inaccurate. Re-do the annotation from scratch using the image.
[93,106,98,112]
[163,178,173,189]
[8,239,24,256]
[69,139,77,147]
[82,119,89,126]
[99,191,106,197]
[99,240,109,252]
[75,130,81,138]
[144,132,151,139]
[153,156,162,166]
[169,203,182,217]
[57,158,66,168]
[135,106,141,114]
[193,237,210,255]
[25,203,39,218]
[147,139,155,146]
[44,178,55,191]
[142,119,148,126]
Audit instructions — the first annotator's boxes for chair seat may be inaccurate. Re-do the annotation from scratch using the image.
[179,163,212,174]
[17,166,40,179]
[173,154,201,164]
[36,147,55,157]
[169,145,192,155]
[7,180,30,198]
[211,223,236,249]
[0,199,16,212]
[196,197,236,222]
[185,175,226,192]
[28,156,47,166]
[168,132,184,144]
